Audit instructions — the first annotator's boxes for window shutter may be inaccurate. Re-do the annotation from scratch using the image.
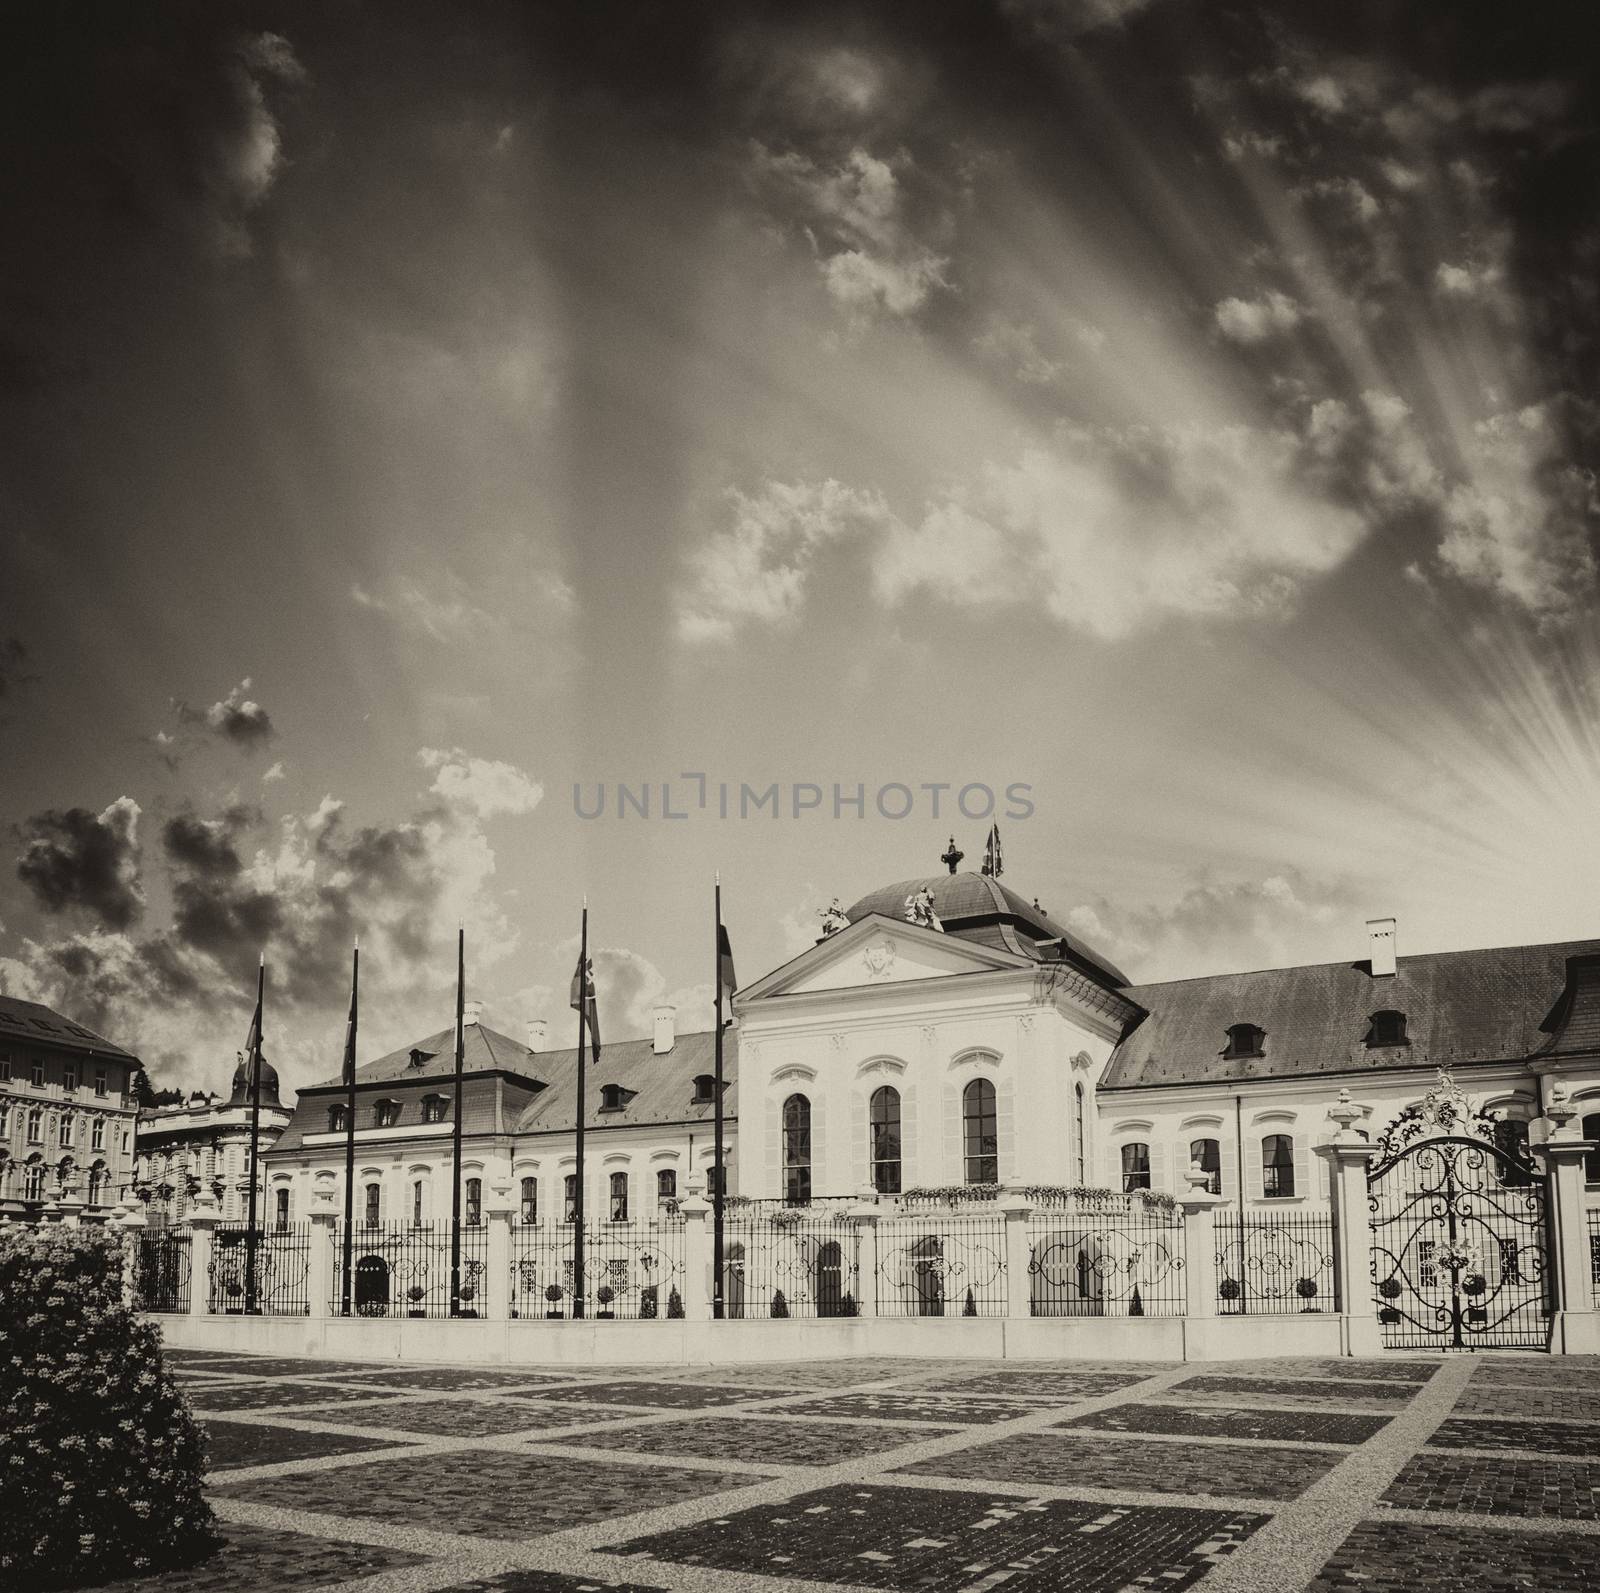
[997,1076,1016,1184]
[810,1102,825,1192]
[902,1087,919,1189]
[944,1084,961,1181]
[1316,1136,1331,1200]
[1216,1137,1234,1203]
[1148,1140,1166,1193]
[1245,1138,1263,1202]
[1293,1132,1309,1199]
[851,1089,868,1191]
[765,1097,781,1195]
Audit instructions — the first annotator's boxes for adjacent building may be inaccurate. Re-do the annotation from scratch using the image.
[0,994,141,1219]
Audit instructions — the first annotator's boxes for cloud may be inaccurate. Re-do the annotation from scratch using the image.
[875,420,1369,640]
[208,32,307,256]
[418,748,544,818]
[1067,870,1366,982]
[176,677,275,750]
[1000,0,1164,42]
[1214,290,1303,344]
[1434,260,1502,299]
[262,761,286,783]
[749,144,950,320]
[677,479,891,642]
[15,798,144,929]
[0,638,37,700]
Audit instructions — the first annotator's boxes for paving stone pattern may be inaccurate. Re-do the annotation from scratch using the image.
[894,1430,1341,1501]
[84,1346,1600,1593]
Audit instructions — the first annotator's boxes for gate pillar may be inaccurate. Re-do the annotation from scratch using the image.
[1317,1091,1381,1357]
[1179,1169,1222,1320]
[187,1194,219,1318]
[308,1189,337,1320]
[1535,1093,1599,1355]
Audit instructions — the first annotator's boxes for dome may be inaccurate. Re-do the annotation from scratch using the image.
[228,1052,281,1108]
[844,871,1130,989]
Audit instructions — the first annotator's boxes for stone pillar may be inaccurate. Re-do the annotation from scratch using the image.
[308,1186,337,1320]
[115,1201,147,1310]
[847,1194,880,1317]
[1179,1169,1223,1319]
[58,1193,84,1230]
[679,1187,711,1322]
[999,1191,1033,1319]
[485,1179,515,1322]
[187,1193,219,1317]
[1316,1090,1381,1357]
[1535,1091,1599,1355]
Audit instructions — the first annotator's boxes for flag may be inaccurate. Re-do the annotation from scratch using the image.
[981,823,1003,878]
[570,952,601,1060]
[341,947,359,1087]
[243,962,264,1089]
[717,922,737,1013]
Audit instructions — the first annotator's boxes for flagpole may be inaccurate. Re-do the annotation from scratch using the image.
[244,956,264,1315]
[573,902,587,1320]
[713,876,726,1320]
[342,944,358,1316]
[450,925,465,1318]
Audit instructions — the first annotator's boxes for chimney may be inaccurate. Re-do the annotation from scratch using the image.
[652,1005,676,1055]
[525,1017,547,1054]
[1367,917,1396,978]
[463,999,484,1027]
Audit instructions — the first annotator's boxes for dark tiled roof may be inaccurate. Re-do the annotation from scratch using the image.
[1104,937,1600,1090]
[0,994,139,1063]
[845,872,1129,987]
[1534,953,1600,1060]
[269,1022,738,1154]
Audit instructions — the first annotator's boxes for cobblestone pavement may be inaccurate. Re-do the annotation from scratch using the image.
[94,1342,1600,1592]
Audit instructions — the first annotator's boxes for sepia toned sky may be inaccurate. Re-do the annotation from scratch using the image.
[2,0,1597,1096]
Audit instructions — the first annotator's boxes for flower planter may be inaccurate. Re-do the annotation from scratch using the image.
[597,1310,615,1320]
[545,1310,563,1319]
[407,1308,425,1318]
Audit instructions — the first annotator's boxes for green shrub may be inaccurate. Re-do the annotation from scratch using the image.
[0,1226,218,1589]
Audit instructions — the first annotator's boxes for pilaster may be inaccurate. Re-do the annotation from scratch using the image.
[1317,1090,1382,1356]
[999,1191,1033,1319]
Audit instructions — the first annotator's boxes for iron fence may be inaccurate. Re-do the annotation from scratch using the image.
[208,1223,311,1315]
[1589,1208,1600,1306]
[510,1217,688,1319]
[1025,1193,1185,1317]
[1215,1207,1339,1314]
[329,1221,489,1318]
[720,1200,862,1318]
[877,1204,1008,1317]
[135,1229,191,1312]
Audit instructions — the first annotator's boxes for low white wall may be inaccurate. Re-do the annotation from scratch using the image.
[152,1309,1347,1365]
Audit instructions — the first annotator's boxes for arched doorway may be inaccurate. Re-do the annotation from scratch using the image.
[354,1254,390,1317]
[815,1240,844,1316]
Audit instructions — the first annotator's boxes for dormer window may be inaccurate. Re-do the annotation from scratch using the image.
[408,1048,433,1069]
[421,1095,448,1124]
[374,1099,401,1128]
[598,1083,632,1113]
[1223,1024,1265,1059]
[327,1105,349,1133]
[1366,1010,1408,1048]
[691,1074,716,1105]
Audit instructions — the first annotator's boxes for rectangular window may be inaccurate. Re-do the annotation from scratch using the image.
[1190,1138,1222,1196]
[609,1171,628,1222]
[705,1164,725,1199]
[365,1183,381,1226]
[91,1118,105,1150]
[520,1176,537,1224]
[30,1060,44,1088]
[413,1181,425,1226]
[63,1067,77,1093]
[465,1177,482,1226]
[656,1169,677,1204]
[1261,1135,1296,1198]
[0,1053,10,1081]
[1120,1141,1151,1192]
[59,1115,74,1148]
[94,1068,107,1096]
[563,1174,577,1223]
[274,1187,290,1230]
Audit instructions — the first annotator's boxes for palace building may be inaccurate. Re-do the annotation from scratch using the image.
[0,994,141,1220]
[262,852,1600,1230]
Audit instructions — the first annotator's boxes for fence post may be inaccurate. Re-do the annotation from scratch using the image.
[308,1187,337,1319]
[848,1193,880,1317]
[1318,1089,1381,1356]
[679,1184,710,1322]
[999,1191,1032,1319]
[485,1179,515,1322]
[115,1202,147,1310]
[187,1193,219,1317]
[1179,1169,1222,1319]
[1535,1087,1600,1355]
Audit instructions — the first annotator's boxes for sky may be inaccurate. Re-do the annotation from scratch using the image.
[2,0,1598,1099]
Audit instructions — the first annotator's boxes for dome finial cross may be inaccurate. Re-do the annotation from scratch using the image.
[940,836,964,875]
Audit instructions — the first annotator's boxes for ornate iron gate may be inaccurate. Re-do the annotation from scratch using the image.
[1368,1075,1552,1351]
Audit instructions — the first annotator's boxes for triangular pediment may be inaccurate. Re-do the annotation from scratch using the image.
[738,913,1034,1003]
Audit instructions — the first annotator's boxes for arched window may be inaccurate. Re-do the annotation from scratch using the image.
[609,1171,629,1222]
[363,1181,381,1227]
[412,1179,426,1226]
[274,1186,290,1229]
[1366,1010,1408,1048]
[1120,1141,1150,1192]
[1073,1082,1087,1184]
[1583,1113,1600,1186]
[464,1176,482,1225]
[1223,1024,1265,1059]
[656,1168,677,1204]
[869,1085,902,1194]
[1190,1137,1221,1195]
[963,1078,998,1185]
[520,1176,537,1224]
[782,1094,812,1206]
[1495,1119,1532,1188]
[563,1173,578,1222]
[1262,1134,1295,1198]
